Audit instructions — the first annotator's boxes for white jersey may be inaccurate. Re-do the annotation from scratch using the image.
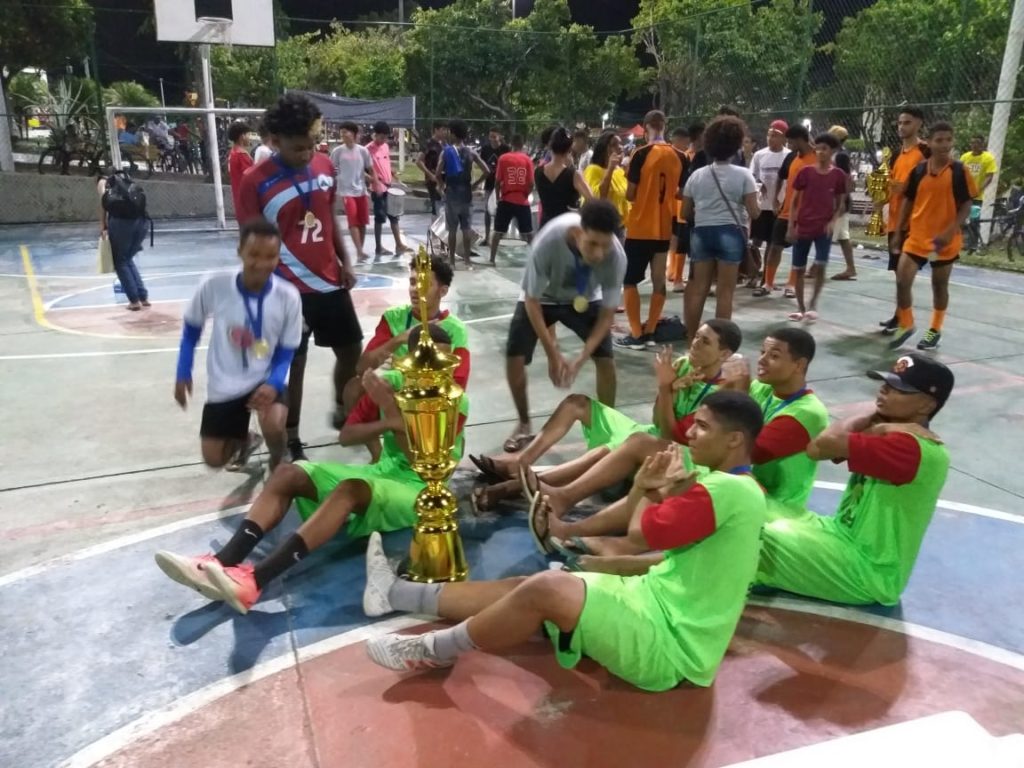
[750,147,788,211]
[184,270,302,403]
[253,144,274,165]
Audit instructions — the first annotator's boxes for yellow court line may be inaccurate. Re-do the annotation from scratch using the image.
[19,245,167,340]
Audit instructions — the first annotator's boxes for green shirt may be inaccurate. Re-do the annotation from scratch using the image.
[670,356,721,419]
[832,434,949,603]
[376,369,469,476]
[643,471,766,686]
[748,380,829,509]
[382,304,469,359]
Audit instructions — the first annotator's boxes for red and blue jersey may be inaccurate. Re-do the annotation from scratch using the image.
[237,153,341,294]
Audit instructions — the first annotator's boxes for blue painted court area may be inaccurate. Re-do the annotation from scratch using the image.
[1,480,1022,768]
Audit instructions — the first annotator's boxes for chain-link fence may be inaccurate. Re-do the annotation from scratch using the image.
[2,0,1022,221]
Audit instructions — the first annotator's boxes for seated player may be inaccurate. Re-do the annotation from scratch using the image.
[345,255,469,458]
[361,391,767,692]
[174,218,302,472]
[757,354,954,606]
[467,319,742,511]
[155,324,468,614]
[527,327,826,555]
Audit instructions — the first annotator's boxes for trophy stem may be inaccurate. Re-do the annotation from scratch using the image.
[405,480,469,583]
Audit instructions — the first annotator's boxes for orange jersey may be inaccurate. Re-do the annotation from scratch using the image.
[902,160,978,260]
[778,150,815,220]
[626,143,687,240]
[887,143,927,232]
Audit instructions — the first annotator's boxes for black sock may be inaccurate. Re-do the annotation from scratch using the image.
[214,520,265,567]
[253,533,309,589]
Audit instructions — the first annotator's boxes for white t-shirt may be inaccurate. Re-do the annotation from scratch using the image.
[750,147,787,211]
[253,144,274,165]
[682,163,757,228]
[184,271,303,403]
[330,143,373,197]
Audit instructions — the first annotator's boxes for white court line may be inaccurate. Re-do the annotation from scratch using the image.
[0,345,206,361]
[49,298,184,312]
[813,480,1024,525]
[59,615,425,768]
[0,269,225,281]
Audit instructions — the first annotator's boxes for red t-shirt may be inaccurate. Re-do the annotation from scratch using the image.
[792,165,848,238]
[228,148,254,219]
[750,415,812,465]
[364,311,472,389]
[346,391,468,436]
[236,153,341,294]
[496,151,535,206]
[848,431,922,485]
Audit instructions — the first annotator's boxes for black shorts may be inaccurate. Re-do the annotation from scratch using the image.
[624,238,671,285]
[904,252,960,269]
[887,231,907,271]
[297,289,363,355]
[751,210,776,243]
[201,386,288,441]
[769,217,792,248]
[494,201,534,235]
[672,220,691,254]
[505,301,614,365]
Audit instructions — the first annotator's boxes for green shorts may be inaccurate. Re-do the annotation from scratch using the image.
[756,512,898,605]
[544,572,689,692]
[294,460,425,539]
[581,400,658,452]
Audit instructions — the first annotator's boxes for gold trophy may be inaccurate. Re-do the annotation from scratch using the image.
[393,246,469,583]
[865,146,892,236]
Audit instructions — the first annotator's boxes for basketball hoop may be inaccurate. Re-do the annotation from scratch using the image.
[196,16,232,48]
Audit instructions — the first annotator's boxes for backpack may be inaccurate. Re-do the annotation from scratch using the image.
[904,160,973,208]
[102,171,147,219]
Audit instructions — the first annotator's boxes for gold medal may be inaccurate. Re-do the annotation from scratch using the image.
[304,211,317,228]
[573,295,589,313]
[251,339,270,359]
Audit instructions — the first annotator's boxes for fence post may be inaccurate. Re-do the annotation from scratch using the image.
[90,29,108,170]
[0,78,13,172]
[983,0,1024,243]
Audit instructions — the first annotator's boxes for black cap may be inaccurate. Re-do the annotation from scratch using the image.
[867,354,955,412]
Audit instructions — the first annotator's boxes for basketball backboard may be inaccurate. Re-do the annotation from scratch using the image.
[154,0,275,47]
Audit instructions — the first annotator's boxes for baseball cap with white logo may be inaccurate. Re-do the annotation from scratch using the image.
[867,354,955,414]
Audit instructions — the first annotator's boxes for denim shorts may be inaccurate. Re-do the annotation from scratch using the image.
[690,225,747,264]
[791,234,833,269]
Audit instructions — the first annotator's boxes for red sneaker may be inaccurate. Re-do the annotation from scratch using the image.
[205,561,261,614]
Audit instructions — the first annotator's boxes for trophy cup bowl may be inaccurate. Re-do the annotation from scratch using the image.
[865,147,892,237]
[392,246,469,583]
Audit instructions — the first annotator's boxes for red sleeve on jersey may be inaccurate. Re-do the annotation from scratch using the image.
[345,393,379,426]
[751,415,812,464]
[671,413,696,445]
[847,431,922,485]
[235,166,261,225]
[640,483,717,551]
[364,316,395,353]
[453,348,471,389]
[229,149,253,183]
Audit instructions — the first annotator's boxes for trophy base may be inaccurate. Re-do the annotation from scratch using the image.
[404,524,469,583]
[865,213,887,238]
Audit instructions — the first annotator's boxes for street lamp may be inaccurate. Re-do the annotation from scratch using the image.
[602,112,610,129]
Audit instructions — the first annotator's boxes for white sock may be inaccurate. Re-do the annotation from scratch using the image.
[428,620,478,662]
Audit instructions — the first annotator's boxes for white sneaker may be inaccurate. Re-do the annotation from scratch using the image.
[154,551,224,602]
[365,632,454,671]
[363,531,397,617]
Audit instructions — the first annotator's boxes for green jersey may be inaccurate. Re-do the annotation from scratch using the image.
[748,380,829,509]
[381,305,468,360]
[377,369,469,474]
[670,356,722,419]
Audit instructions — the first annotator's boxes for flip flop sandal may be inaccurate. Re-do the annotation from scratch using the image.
[787,312,805,322]
[226,432,263,472]
[519,464,540,504]
[830,273,857,281]
[551,535,595,556]
[752,286,771,297]
[803,311,819,324]
[527,493,554,554]
[549,540,583,571]
[468,454,506,484]
[503,433,535,453]
[470,486,493,517]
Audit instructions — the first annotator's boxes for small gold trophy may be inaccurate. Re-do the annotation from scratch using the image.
[393,246,469,583]
[865,147,892,236]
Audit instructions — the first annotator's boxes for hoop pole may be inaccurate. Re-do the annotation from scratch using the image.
[201,44,227,229]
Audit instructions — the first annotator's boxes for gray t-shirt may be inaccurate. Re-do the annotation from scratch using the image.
[683,162,757,228]
[521,213,626,308]
[330,143,373,197]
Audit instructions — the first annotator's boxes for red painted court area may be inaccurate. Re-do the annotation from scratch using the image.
[96,607,1024,768]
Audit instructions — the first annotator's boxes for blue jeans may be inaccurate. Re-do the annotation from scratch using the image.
[791,234,833,269]
[690,225,747,264]
[108,216,148,303]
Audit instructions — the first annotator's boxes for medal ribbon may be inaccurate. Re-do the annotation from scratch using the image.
[728,464,753,475]
[764,388,809,421]
[273,155,313,215]
[237,275,270,368]
[569,245,591,302]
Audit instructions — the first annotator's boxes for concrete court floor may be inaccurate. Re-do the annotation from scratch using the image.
[1,210,1023,767]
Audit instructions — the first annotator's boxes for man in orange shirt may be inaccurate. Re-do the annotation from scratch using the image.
[881,107,929,333]
[616,110,688,350]
[890,122,976,351]
[754,125,814,298]
[667,125,692,293]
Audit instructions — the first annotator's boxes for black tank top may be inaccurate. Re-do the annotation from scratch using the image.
[536,165,579,228]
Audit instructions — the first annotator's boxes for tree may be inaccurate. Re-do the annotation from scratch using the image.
[103,81,160,109]
[633,0,821,119]
[306,25,406,99]
[209,33,315,107]
[0,0,93,88]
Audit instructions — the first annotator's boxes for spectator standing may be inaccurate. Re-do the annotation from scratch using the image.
[227,121,254,220]
[490,133,536,264]
[417,122,449,217]
[535,128,594,230]
[749,120,789,287]
[437,119,492,269]
[330,121,378,263]
[828,125,858,281]
[368,121,414,258]
[253,121,275,165]
[573,129,593,171]
[479,127,510,243]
